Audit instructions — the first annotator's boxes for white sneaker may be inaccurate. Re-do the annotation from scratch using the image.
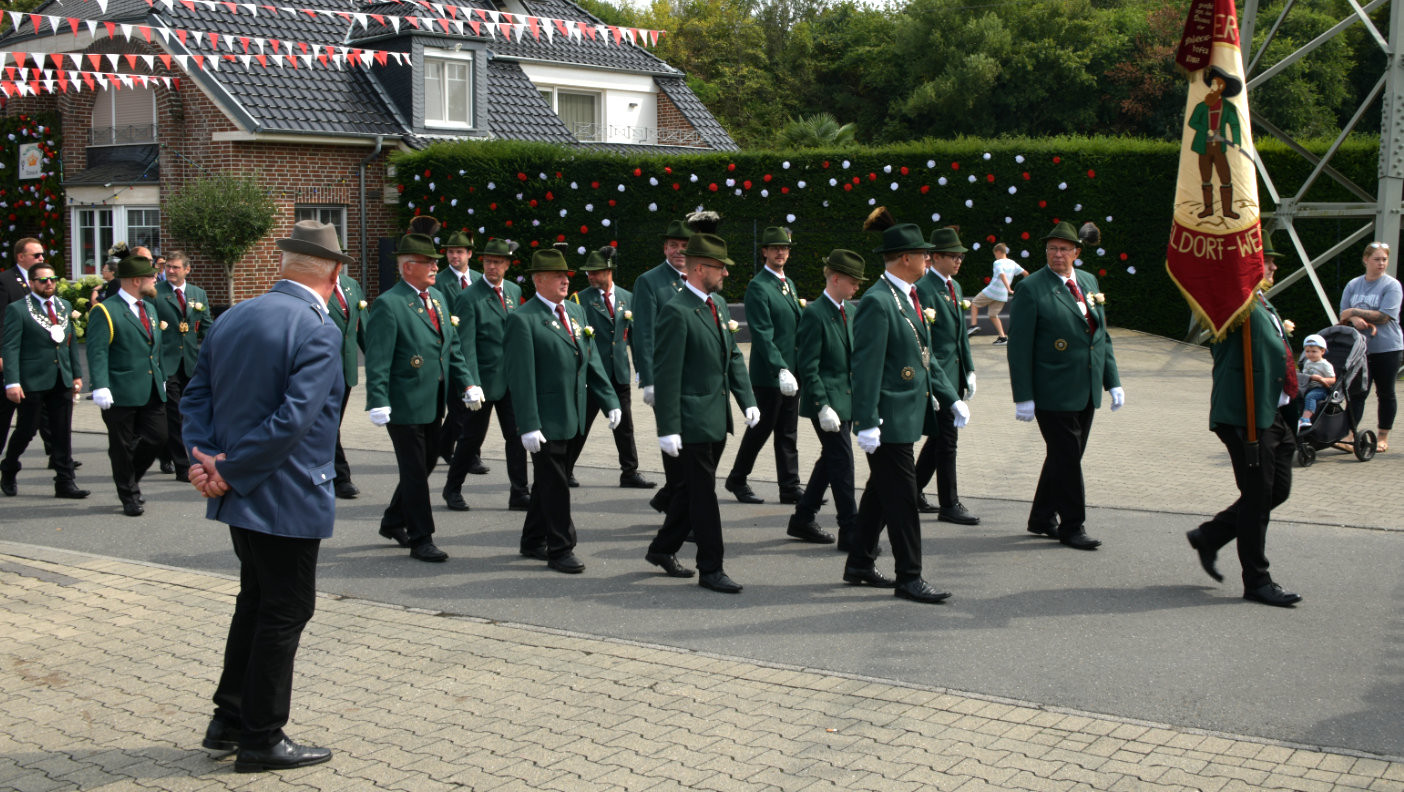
[993,337,1008,346]
[967,326,981,336]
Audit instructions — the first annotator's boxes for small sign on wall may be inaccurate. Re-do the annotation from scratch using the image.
[18,142,42,180]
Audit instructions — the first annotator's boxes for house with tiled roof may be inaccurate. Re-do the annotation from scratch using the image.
[0,0,736,301]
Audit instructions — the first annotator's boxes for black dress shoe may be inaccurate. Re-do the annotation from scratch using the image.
[520,546,548,561]
[1186,529,1223,582]
[917,495,940,514]
[699,570,743,593]
[334,481,359,500]
[1026,522,1059,538]
[467,461,490,475]
[778,487,804,505]
[55,484,90,499]
[893,578,951,603]
[843,566,896,588]
[234,736,332,773]
[645,552,694,578]
[648,490,670,513]
[159,460,175,475]
[378,525,411,548]
[547,553,586,574]
[725,479,764,504]
[442,490,470,511]
[136,494,145,504]
[620,472,657,489]
[567,474,580,488]
[786,519,836,544]
[1,474,16,497]
[1058,530,1101,550]
[410,543,448,562]
[123,501,144,517]
[938,503,980,525]
[1244,582,1301,607]
[202,719,241,751]
[508,497,531,511]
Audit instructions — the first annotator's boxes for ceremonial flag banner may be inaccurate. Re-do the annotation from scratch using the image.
[1166,0,1265,340]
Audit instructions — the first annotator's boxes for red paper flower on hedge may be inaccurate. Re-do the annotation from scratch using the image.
[545,191,554,201]
[608,200,616,206]
[822,161,830,168]
[528,199,538,207]
[1119,253,1129,260]
[633,168,642,177]
[664,166,672,174]
[951,162,960,170]
[517,172,526,181]
[780,187,790,194]
[1087,169,1096,178]
[1053,156,1061,163]
[743,180,752,190]
[920,185,930,194]
[555,171,563,178]
[591,181,600,188]
[843,184,852,192]
[610,240,619,247]
[424,169,431,177]
[489,202,497,210]
[986,234,997,243]
[1020,232,1030,240]
[529,240,538,247]
[580,225,589,234]
[900,166,909,175]
[1098,268,1107,276]
[673,183,680,190]
[556,234,566,242]
[1022,172,1031,180]
[986,174,995,183]
[851,176,860,185]
[763,174,772,182]
[709,183,718,191]
[1038,200,1047,208]
[505,220,513,227]
[868,172,877,181]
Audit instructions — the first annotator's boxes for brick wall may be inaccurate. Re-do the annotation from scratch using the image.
[655,90,706,149]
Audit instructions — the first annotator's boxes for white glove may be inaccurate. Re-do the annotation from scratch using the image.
[965,372,977,400]
[817,404,841,433]
[1015,400,1035,422]
[951,399,971,429]
[521,429,547,454]
[857,426,881,454]
[777,369,798,396]
[743,406,761,428]
[463,385,485,411]
[369,406,391,426]
[92,388,114,410]
[931,395,941,413]
[1110,386,1125,411]
[658,433,682,457]
[606,408,622,430]
[642,385,655,406]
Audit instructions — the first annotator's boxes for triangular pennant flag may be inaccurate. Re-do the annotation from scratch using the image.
[30,66,41,82]
[95,0,110,12]
[608,25,620,45]
[4,67,14,81]
[159,53,172,69]
[103,21,116,38]
[124,53,139,69]
[436,17,451,32]
[95,73,109,88]
[176,29,188,45]
[498,21,511,39]
[11,52,26,69]
[388,15,399,32]
[527,16,540,40]
[373,50,387,66]
[106,53,121,71]
[43,78,54,93]
[513,22,526,39]
[119,73,134,88]
[299,53,312,68]
[27,14,41,33]
[173,54,188,69]
[238,54,252,69]
[121,23,134,40]
[7,11,22,30]
[87,53,103,70]
[244,3,257,14]
[141,54,154,68]
[405,15,419,28]
[192,54,204,69]
[255,53,267,67]
[153,26,169,44]
[552,18,568,37]
[222,1,236,12]
[468,19,480,35]
[208,31,220,48]
[352,12,367,28]
[501,12,514,23]
[48,16,63,34]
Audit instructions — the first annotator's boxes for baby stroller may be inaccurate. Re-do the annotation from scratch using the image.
[1295,324,1373,466]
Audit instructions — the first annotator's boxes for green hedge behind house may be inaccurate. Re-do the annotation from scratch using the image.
[392,136,1380,340]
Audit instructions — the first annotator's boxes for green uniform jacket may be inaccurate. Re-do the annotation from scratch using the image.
[327,275,366,388]
[453,277,522,401]
[744,268,803,387]
[630,261,686,388]
[571,285,633,386]
[154,280,213,380]
[436,265,483,295]
[795,295,853,420]
[916,269,975,399]
[363,280,472,425]
[2,295,83,392]
[850,275,952,443]
[87,293,167,407]
[1006,266,1120,410]
[1210,300,1294,430]
[653,289,756,443]
[505,298,619,442]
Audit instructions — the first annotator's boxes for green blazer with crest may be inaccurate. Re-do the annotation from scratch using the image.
[1006,265,1120,411]
[453,277,522,401]
[2,295,83,392]
[1210,300,1294,430]
[743,267,803,387]
[505,297,619,442]
[630,261,686,388]
[363,280,472,425]
[795,294,853,420]
[850,275,954,443]
[87,293,167,407]
[571,285,633,386]
[916,269,975,399]
[653,288,756,443]
[327,274,366,387]
[154,280,214,380]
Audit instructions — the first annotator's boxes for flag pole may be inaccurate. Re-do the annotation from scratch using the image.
[1241,317,1259,466]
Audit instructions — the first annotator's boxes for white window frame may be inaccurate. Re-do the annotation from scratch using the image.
[91,85,157,146]
[423,50,474,130]
[294,205,347,247]
[539,86,603,141]
[69,205,160,277]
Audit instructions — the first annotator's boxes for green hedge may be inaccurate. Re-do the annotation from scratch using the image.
[0,112,64,275]
[392,136,1380,340]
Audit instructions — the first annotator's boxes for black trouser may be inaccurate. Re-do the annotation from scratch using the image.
[522,439,577,558]
[438,395,469,464]
[101,385,167,507]
[649,440,726,574]
[566,381,638,477]
[1028,400,1096,533]
[449,395,528,500]
[796,418,857,538]
[162,370,191,475]
[383,400,444,547]
[213,526,319,750]
[1349,349,1403,432]
[2,383,75,485]
[1199,409,1294,589]
[332,384,353,486]
[848,442,922,582]
[915,401,960,507]
[726,385,800,491]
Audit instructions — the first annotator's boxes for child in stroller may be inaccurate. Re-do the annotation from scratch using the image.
[1295,324,1375,465]
[1297,334,1336,429]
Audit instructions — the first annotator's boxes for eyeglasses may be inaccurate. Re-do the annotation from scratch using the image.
[32,276,59,283]
[1366,242,1391,250]
[1045,246,1077,255]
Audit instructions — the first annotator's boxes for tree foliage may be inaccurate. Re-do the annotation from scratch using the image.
[164,175,277,304]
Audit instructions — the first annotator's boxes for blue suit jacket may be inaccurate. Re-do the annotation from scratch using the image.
[180,281,344,539]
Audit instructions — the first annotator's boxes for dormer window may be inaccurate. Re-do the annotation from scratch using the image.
[539,87,601,141]
[424,51,473,129]
[91,85,156,145]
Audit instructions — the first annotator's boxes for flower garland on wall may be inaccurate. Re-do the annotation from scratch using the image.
[0,112,64,274]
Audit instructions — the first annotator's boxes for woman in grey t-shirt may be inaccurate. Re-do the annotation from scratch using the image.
[1339,241,1403,451]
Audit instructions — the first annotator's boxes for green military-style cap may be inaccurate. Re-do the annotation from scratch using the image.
[823,249,868,282]
[684,233,734,268]
[928,227,969,254]
[525,248,572,273]
[759,226,793,247]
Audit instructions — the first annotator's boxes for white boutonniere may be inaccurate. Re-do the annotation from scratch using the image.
[192,301,204,312]
[1091,292,1106,305]
[960,299,971,310]
[1283,319,1295,335]
[923,307,937,325]
[450,315,460,327]
[583,325,595,338]
[727,319,740,333]
[358,299,368,310]
[624,310,633,321]
[70,309,80,319]
[158,320,168,331]
[798,298,808,308]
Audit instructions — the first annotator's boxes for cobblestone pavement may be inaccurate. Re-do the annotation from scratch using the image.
[3,543,1402,792]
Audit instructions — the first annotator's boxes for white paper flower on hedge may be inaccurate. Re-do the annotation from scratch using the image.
[868,198,876,205]
[539,172,547,180]
[450,199,458,207]
[971,242,982,250]
[782,161,791,169]
[648,202,658,212]
[968,175,976,183]
[467,208,475,215]
[938,177,948,186]
[578,246,587,255]
[428,182,435,191]
[927,159,936,168]
[515,193,523,200]
[1075,203,1083,211]
[617,184,626,192]
[649,177,658,186]
[842,160,851,169]
[1015,155,1025,164]
[407,202,415,209]
[890,182,899,191]
[459,169,466,176]
[1097,248,1106,256]
[1059,182,1068,190]
[487,182,496,190]
[761,189,769,198]
[931,212,941,222]
[602,219,612,227]
[1004,216,1012,224]
[570,181,578,189]
[1106,215,1114,222]
[413,174,420,181]
[822,200,830,207]
[726,178,735,187]
[1020,250,1030,258]
[734,189,743,196]
[690,174,698,183]
[585,203,594,212]
[559,209,568,217]
[1008,186,1017,195]
[797,180,806,188]
[983,152,992,160]
[1127,266,1137,274]
[786,213,796,223]
[829,178,838,186]
[964,199,973,208]
[883,164,892,174]
[531,219,541,227]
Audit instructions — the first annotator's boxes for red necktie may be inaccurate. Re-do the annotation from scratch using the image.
[603,291,614,318]
[176,289,187,315]
[335,286,349,318]
[839,304,847,324]
[909,286,922,316]
[946,279,957,305]
[1066,278,1097,332]
[706,296,721,331]
[46,299,58,325]
[460,274,469,289]
[421,292,441,334]
[556,304,576,344]
[137,300,152,337]
[494,286,507,311]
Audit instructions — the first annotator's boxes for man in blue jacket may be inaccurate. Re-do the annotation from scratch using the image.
[181,220,348,773]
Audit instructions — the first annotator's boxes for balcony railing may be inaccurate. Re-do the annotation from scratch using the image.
[567,123,706,147]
